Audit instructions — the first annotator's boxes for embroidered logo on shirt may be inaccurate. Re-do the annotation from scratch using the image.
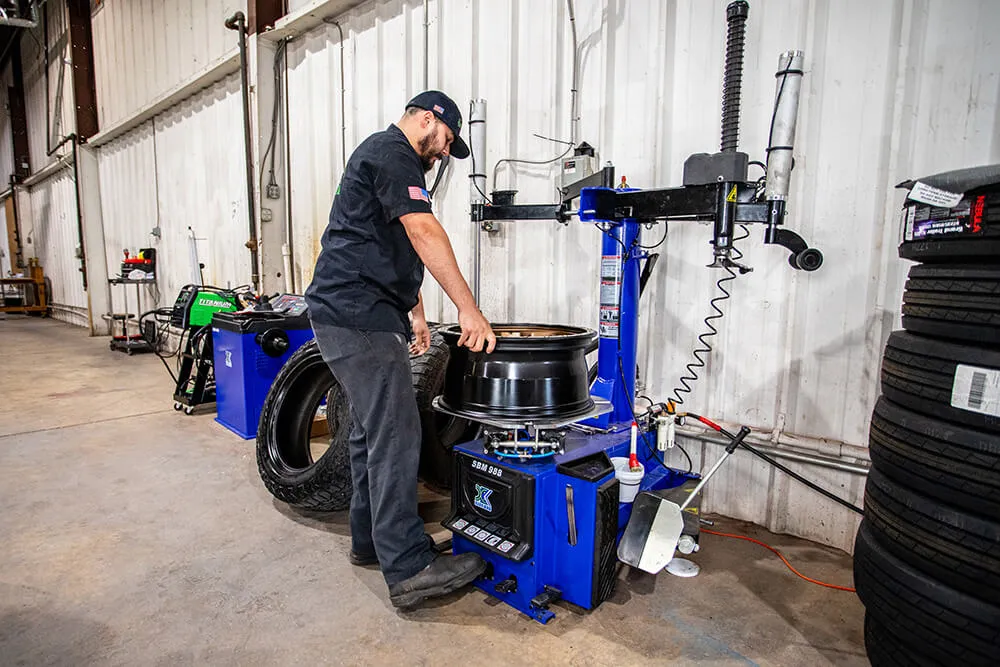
[408,186,431,203]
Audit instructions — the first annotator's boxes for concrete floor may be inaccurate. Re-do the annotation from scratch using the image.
[0,317,867,666]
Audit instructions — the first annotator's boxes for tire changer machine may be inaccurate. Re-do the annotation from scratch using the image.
[434,2,824,623]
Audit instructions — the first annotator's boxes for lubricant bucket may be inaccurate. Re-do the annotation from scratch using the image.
[610,457,645,503]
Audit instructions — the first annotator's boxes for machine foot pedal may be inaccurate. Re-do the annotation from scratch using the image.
[530,585,562,610]
[494,576,518,594]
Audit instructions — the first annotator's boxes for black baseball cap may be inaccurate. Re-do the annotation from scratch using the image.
[406,90,470,159]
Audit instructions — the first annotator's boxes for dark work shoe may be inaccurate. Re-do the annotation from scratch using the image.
[350,535,440,568]
[388,552,487,609]
[349,550,378,567]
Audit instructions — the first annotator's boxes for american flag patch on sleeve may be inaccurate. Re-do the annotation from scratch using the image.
[408,186,431,203]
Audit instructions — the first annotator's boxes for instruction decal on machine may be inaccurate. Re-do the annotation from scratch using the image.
[599,255,622,338]
[951,364,1000,418]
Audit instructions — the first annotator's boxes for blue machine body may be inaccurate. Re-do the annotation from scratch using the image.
[449,431,695,623]
[212,296,313,439]
[447,191,696,623]
[583,203,643,428]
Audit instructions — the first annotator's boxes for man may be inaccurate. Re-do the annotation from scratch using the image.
[305,91,497,609]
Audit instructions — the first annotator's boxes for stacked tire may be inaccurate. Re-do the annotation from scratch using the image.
[256,329,476,512]
[858,177,1000,666]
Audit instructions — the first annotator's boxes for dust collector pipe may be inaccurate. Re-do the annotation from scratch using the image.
[764,50,804,203]
[225,11,260,292]
[468,100,487,303]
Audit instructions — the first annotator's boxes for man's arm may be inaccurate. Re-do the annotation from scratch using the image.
[400,212,496,353]
[409,291,431,355]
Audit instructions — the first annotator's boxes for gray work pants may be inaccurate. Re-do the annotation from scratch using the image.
[311,323,435,585]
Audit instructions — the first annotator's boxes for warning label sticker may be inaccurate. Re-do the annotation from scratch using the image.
[600,255,621,339]
[600,256,622,282]
[599,306,619,338]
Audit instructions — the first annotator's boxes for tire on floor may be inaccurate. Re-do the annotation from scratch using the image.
[257,335,476,510]
[864,467,1000,605]
[854,521,1000,667]
[256,340,352,511]
[864,614,935,667]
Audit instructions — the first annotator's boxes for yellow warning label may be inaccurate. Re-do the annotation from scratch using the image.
[726,185,738,202]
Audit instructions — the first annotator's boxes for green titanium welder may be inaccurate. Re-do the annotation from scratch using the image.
[169,285,242,414]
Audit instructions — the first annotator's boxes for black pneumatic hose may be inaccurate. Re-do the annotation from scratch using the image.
[739,440,864,515]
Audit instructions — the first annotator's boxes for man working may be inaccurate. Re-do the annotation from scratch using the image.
[305,91,497,609]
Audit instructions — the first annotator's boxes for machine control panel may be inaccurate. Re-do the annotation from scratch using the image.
[266,294,308,317]
[444,452,536,561]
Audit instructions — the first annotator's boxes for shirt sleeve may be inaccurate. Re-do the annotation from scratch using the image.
[373,143,433,221]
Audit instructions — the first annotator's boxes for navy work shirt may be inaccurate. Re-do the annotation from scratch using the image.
[305,125,433,336]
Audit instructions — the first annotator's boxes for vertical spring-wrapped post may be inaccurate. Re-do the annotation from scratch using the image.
[720,1,749,153]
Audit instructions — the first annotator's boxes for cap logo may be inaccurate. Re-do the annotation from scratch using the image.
[433,104,445,114]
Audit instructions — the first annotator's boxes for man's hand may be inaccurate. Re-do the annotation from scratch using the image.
[457,308,496,353]
[410,316,431,355]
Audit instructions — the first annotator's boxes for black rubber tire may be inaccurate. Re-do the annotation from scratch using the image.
[864,467,1000,605]
[864,614,937,667]
[256,340,351,511]
[854,521,1000,666]
[881,330,1000,433]
[902,264,1000,345]
[413,331,478,490]
[868,396,1000,517]
[900,237,1000,264]
[257,334,472,510]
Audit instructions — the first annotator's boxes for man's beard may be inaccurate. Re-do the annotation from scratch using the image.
[418,133,438,172]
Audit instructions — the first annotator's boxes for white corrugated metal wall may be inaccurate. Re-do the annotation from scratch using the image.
[139,74,251,295]
[285,0,1000,442]
[18,0,85,324]
[280,0,1000,551]
[28,170,88,325]
[91,0,245,130]
[22,0,74,173]
[96,73,250,314]
[97,121,158,316]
